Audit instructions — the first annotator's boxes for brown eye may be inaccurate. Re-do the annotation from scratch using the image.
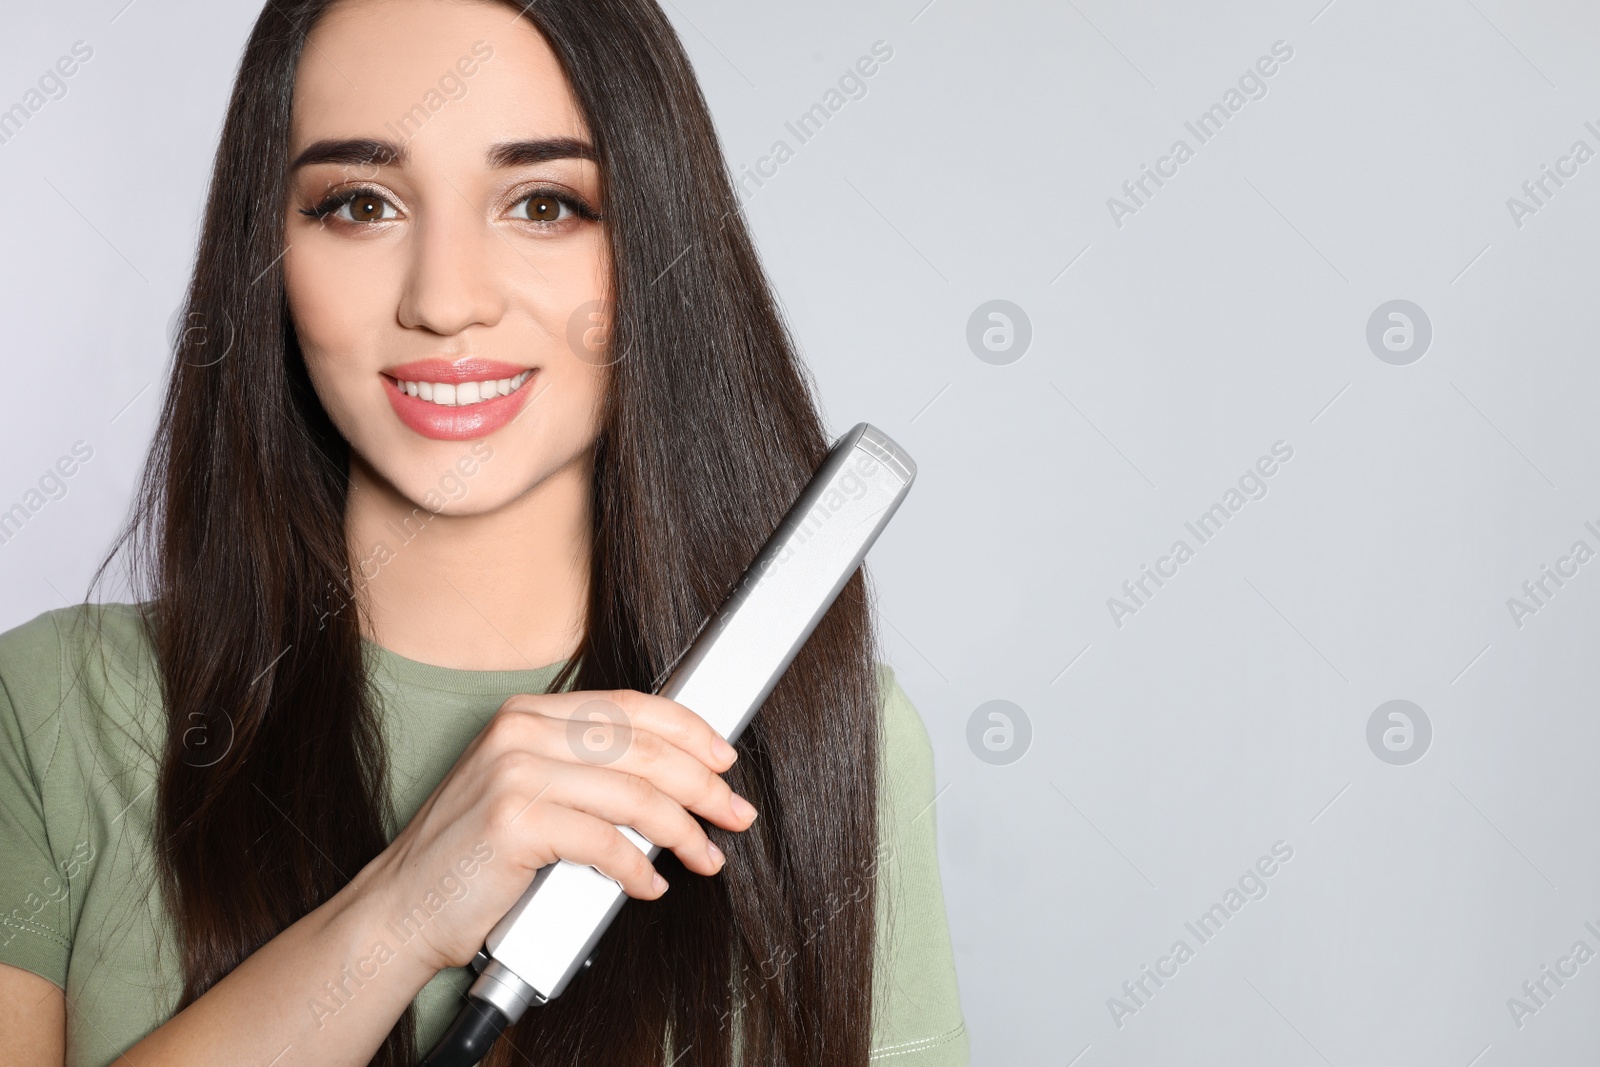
[519,194,570,223]
[298,188,401,225]
[349,193,387,222]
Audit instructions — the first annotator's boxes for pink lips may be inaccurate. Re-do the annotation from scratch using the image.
[381,357,536,441]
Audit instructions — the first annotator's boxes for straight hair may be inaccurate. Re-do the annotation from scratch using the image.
[92,0,884,1064]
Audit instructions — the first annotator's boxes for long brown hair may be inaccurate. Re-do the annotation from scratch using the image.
[90,1,883,1064]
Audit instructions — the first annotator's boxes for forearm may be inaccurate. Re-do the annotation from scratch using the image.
[119,870,436,1067]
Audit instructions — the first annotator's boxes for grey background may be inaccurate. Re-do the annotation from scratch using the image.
[3,1,1598,1064]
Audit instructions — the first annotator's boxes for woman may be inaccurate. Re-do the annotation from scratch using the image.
[0,1,967,1065]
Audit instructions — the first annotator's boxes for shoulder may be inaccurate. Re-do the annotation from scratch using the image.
[867,663,970,1064]
[0,603,162,995]
[0,601,157,691]
[874,662,937,800]
[0,602,161,779]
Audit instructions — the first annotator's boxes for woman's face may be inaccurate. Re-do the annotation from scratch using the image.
[284,0,609,515]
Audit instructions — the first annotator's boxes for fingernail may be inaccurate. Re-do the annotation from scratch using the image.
[707,840,725,868]
[652,873,669,893]
[713,737,738,764]
[731,794,758,822]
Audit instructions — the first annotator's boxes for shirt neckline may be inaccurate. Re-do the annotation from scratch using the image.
[362,636,571,697]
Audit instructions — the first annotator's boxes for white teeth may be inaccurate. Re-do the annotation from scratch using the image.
[398,370,531,408]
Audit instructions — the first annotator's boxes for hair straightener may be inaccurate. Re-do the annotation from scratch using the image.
[418,422,917,1067]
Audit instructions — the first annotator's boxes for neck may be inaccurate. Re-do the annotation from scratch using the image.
[344,450,592,672]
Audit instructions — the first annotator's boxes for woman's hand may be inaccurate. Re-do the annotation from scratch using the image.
[356,688,759,976]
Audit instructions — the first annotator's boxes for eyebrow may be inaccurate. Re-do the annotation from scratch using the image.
[290,137,403,170]
[288,136,596,170]
[487,137,595,168]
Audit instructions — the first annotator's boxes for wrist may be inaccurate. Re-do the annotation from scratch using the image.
[322,853,444,989]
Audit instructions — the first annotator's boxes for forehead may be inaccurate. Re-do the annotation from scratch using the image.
[290,0,587,155]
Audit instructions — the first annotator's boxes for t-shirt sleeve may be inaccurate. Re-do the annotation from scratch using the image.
[869,664,969,1065]
[0,610,73,990]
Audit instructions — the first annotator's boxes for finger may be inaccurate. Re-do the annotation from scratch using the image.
[527,760,728,877]
[527,710,756,833]
[521,803,672,899]
[510,689,738,774]
[612,690,741,771]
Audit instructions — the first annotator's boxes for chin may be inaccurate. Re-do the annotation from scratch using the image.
[367,430,595,519]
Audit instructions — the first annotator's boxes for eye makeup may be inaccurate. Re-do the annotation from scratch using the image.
[297,183,603,228]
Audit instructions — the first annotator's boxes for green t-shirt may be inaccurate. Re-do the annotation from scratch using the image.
[0,603,968,1066]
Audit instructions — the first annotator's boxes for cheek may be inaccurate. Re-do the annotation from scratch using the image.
[510,234,610,409]
[283,245,395,414]
[519,235,609,357]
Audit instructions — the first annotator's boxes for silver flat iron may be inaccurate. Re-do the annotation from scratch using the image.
[420,422,916,1066]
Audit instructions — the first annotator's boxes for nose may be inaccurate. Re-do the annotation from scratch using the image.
[395,202,509,336]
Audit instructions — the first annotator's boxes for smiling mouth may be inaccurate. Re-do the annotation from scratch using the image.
[387,370,535,407]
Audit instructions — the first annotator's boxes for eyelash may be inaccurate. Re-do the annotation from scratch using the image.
[298,184,602,226]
